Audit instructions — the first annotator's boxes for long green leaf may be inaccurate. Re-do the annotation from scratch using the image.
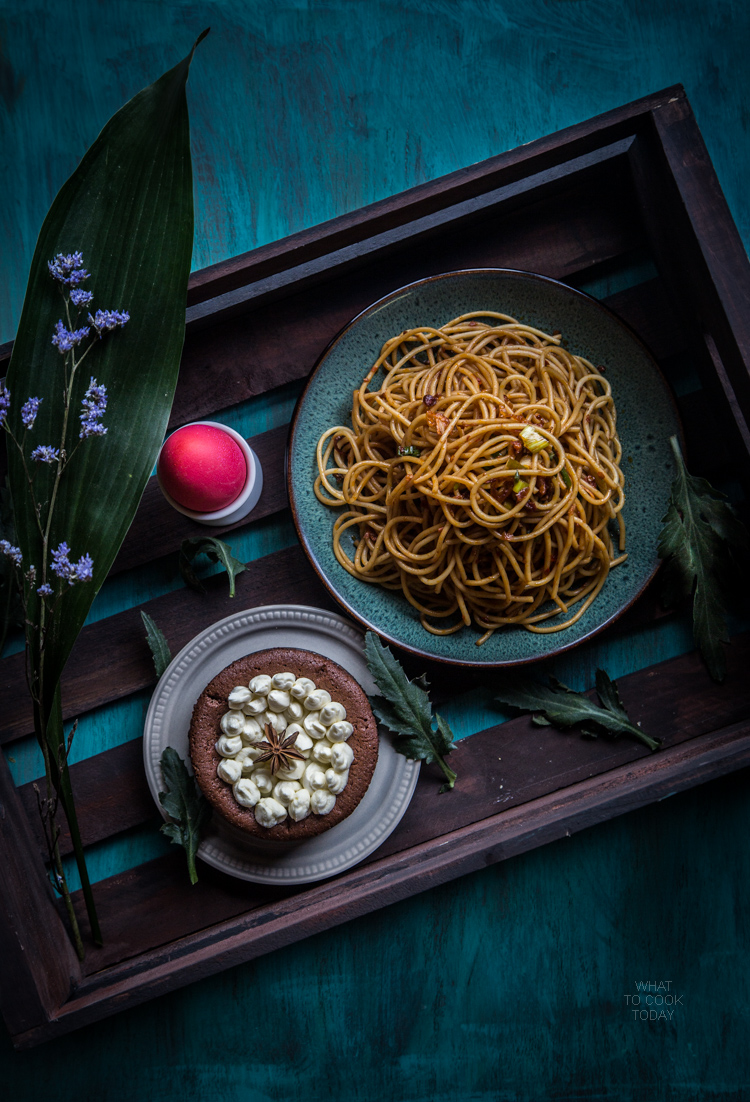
[6,33,206,713]
[4,33,207,942]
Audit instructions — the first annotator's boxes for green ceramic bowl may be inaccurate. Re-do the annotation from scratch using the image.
[288,269,681,667]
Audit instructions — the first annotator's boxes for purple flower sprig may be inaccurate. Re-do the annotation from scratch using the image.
[0,539,23,566]
[80,377,107,438]
[21,397,41,429]
[89,309,130,335]
[50,542,94,585]
[31,445,60,464]
[70,288,93,308]
[52,320,91,354]
[47,252,90,287]
[0,387,9,424]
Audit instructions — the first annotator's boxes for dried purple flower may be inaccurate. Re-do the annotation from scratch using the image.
[52,319,91,354]
[50,543,72,580]
[0,539,22,565]
[31,445,60,464]
[79,420,107,438]
[89,309,130,334]
[0,387,9,422]
[50,542,93,585]
[81,377,107,415]
[21,396,41,429]
[69,288,94,307]
[79,377,108,439]
[37,583,54,597]
[72,553,93,582]
[48,252,90,286]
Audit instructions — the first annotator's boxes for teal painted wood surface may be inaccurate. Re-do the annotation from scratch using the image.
[2,1,750,1097]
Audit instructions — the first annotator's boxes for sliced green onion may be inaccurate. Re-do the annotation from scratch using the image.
[561,469,571,488]
[397,445,421,457]
[519,426,547,453]
[513,476,528,494]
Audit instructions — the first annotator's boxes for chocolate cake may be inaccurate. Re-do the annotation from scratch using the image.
[189,648,379,842]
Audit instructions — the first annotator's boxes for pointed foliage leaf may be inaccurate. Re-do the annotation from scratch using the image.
[141,611,172,678]
[365,631,457,790]
[658,436,748,681]
[495,670,660,751]
[158,746,211,885]
[179,536,246,597]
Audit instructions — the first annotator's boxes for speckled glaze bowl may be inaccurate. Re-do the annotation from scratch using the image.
[287,269,682,667]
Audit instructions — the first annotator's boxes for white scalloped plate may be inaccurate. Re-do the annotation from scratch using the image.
[143,604,420,884]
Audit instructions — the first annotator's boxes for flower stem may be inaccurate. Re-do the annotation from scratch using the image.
[51,834,85,961]
[33,700,86,959]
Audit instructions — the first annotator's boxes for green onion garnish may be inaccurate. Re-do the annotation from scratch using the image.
[519,426,547,453]
[397,445,421,458]
[561,469,571,488]
[513,476,528,494]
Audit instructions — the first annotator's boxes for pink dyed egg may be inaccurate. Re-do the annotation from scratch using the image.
[158,424,247,513]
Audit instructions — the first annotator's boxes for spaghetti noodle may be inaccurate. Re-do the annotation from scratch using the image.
[314,312,626,644]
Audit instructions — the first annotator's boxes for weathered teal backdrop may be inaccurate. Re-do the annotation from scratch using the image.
[1,2,749,1099]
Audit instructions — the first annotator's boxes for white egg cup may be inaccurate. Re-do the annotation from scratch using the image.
[156,421,263,527]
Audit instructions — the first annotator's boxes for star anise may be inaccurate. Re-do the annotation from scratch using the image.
[255,723,306,775]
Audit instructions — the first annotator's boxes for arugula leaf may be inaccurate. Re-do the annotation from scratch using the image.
[179,536,246,597]
[495,669,660,751]
[158,747,211,885]
[141,611,172,678]
[364,631,457,791]
[658,435,748,682]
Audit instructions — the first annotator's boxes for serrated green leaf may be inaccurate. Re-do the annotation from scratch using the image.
[158,746,211,884]
[365,631,457,790]
[141,610,172,678]
[594,668,627,719]
[658,436,748,682]
[365,631,434,733]
[179,536,246,598]
[434,713,458,791]
[369,692,406,736]
[495,671,660,751]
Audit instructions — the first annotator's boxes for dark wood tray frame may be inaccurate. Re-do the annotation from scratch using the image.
[2,86,750,1048]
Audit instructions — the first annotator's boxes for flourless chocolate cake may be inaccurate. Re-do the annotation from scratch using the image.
[189,648,379,842]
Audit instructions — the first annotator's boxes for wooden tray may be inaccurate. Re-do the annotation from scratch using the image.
[2,86,750,1049]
